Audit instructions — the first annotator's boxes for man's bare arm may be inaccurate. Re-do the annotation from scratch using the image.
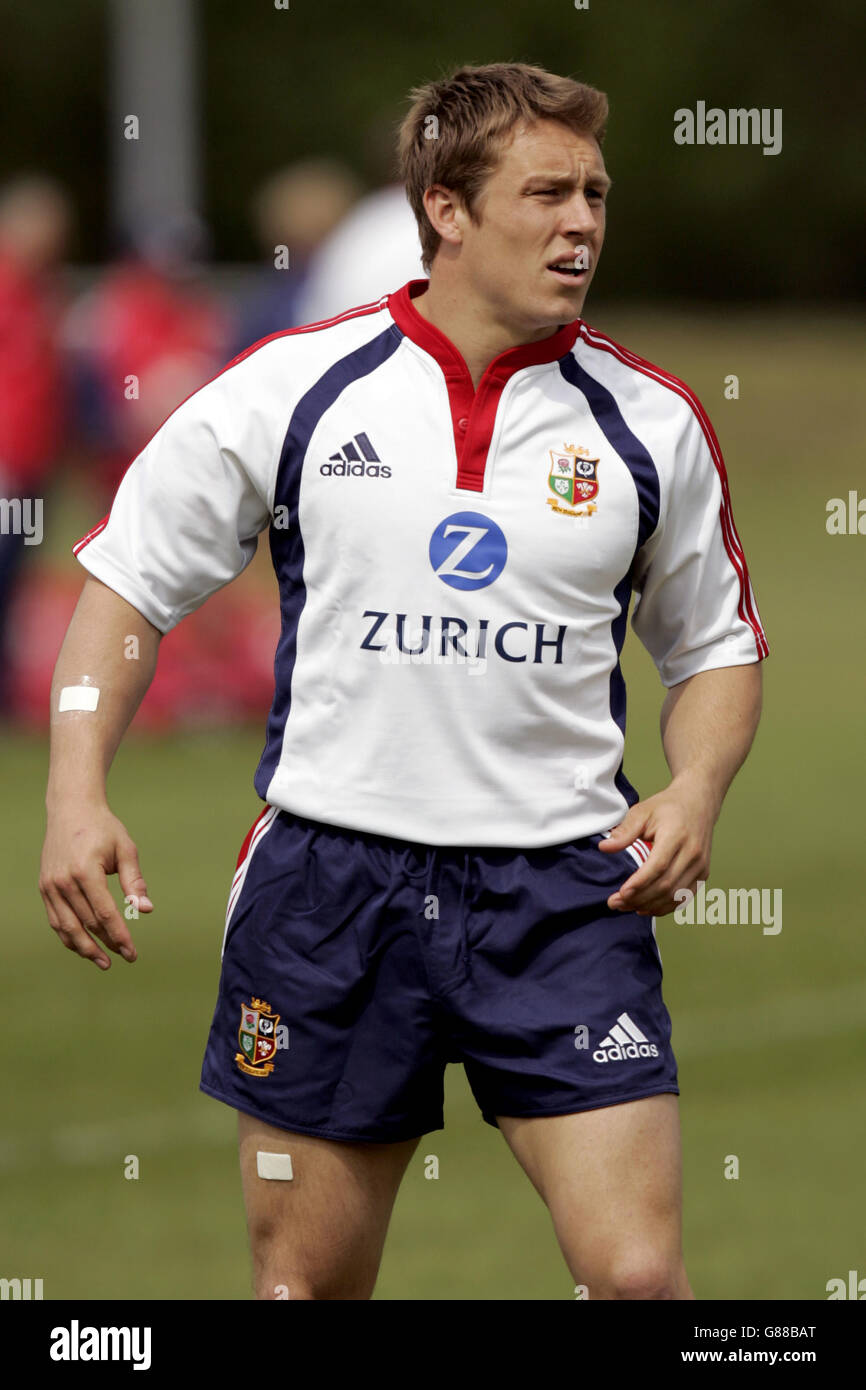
[39,576,163,968]
[600,663,763,916]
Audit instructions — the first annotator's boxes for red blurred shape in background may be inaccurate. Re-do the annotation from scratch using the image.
[7,569,279,729]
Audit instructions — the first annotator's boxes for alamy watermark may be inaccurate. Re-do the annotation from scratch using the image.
[674,103,782,156]
[826,1269,866,1299]
[1,1276,43,1299]
[0,497,43,544]
[49,1321,151,1370]
[826,491,866,535]
[376,622,488,675]
[673,881,782,935]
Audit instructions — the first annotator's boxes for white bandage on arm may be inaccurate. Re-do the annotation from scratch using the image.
[256,1151,294,1181]
[58,684,100,712]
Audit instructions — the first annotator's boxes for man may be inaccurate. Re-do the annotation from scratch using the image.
[0,174,71,714]
[231,158,363,354]
[40,63,767,1300]
[295,184,424,327]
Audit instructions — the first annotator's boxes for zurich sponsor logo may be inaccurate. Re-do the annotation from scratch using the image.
[429,512,507,591]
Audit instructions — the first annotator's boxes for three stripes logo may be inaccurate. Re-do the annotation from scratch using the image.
[320,431,391,478]
[593,1011,659,1064]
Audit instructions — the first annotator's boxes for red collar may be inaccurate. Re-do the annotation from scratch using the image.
[388,278,580,379]
[387,279,580,493]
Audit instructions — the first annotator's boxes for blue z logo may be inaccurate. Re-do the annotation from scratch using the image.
[429,512,508,590]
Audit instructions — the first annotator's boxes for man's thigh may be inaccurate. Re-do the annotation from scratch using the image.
[238,1111,420,1300]
[497,1094,692,1299]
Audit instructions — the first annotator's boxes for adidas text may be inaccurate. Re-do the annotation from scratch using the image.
[320,461,391,478]
[593,1040,659,1064]
[593,1011,658,1064]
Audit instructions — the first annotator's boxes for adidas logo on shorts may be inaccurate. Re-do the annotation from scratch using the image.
[592,1011,659,1063]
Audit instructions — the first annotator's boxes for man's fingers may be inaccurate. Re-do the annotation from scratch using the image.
[74,869,139,961]
[116,842,153,914]
[54,875,106,936]
[40,817,149,969]
[41,883,112,969]
[47,865,138,965]
[608,835,696,908]
[610,844,706,915]
[599,808,650,850]
[613,836,676,901]
[608,875,642,909]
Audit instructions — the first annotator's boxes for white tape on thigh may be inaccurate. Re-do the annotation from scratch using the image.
[59,685,100,712]
[256,1151,294,1181]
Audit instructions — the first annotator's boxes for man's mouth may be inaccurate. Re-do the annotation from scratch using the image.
[547,255,590,284]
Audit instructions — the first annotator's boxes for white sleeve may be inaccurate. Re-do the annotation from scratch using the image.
[630,404,768,686]
[74,354,277,633]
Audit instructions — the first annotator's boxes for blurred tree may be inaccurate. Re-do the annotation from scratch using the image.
[0,0,862,300]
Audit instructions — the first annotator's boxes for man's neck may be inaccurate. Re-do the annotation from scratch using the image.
[412,277,564,390]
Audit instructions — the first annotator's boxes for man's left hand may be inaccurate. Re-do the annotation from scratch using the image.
[599,775,717,916]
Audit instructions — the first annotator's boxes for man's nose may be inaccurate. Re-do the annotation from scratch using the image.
[562,191,599,234]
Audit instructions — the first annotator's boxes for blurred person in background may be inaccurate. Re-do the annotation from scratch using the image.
[64,210,227,504]
[231,158,362,355]
[0,174,72,715]
[296,113,424,324]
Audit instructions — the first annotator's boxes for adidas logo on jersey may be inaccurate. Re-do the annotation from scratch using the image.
[320,431,391,478]
[592,1011,659,1063]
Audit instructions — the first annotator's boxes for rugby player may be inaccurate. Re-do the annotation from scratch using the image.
[39,63,767,1300]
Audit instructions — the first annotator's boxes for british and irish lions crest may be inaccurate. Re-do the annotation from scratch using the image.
[236,997,279,1076]
[547,443,600,517]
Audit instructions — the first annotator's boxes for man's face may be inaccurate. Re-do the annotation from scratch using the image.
[445,118,610,335]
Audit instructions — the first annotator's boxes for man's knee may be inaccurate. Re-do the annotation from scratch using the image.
[252,1264,375,1301]
[595,1249,688,1301]
[247,1211,377,1300]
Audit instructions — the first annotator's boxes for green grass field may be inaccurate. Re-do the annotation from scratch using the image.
[2,309,864,1299]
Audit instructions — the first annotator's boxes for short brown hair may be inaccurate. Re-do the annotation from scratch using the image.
[398,63,608,273]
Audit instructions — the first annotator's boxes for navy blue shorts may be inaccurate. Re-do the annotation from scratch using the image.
[200,806,679,1143]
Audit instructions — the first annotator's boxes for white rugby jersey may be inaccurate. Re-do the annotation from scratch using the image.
[74,279,768,847]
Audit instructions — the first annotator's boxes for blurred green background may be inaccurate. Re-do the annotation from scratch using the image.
[1,0,864,298]
[3,308,864,1298]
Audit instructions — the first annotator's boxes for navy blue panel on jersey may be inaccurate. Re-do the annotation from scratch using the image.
[558,356,661,811]
[558,356,661,549]
[255,326,404,795]
[610,571,640,807]
[200,809,678,1142]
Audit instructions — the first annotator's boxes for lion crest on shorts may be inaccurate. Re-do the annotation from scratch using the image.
[235,997,279,1076]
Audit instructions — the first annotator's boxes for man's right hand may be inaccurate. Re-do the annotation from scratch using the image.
[41,576,163,970]
[39,804,153,969]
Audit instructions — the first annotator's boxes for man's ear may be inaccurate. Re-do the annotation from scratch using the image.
[421,184,465,252]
